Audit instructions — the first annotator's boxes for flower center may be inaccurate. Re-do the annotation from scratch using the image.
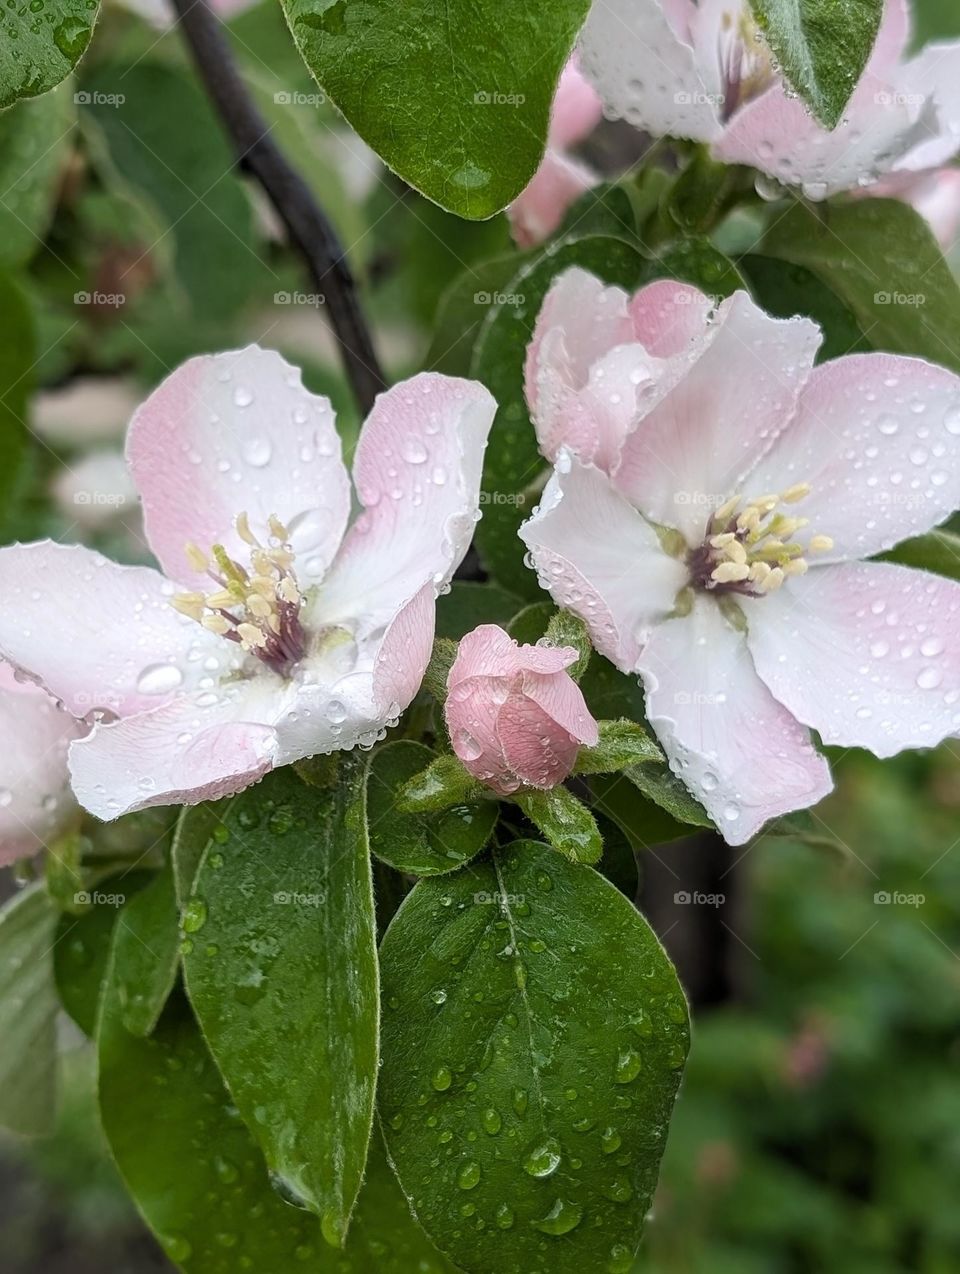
[171,513,307,677]
[717,7,775,122]
[688,483,833,596]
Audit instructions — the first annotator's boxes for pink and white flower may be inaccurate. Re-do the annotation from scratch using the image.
[578,0,960,199]
[0,663,81,866]
[446,624,598,794]
[519,267,960,843]
[508,60,604,248]
[0,348,495,821]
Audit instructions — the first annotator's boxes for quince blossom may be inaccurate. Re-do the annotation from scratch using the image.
[508,60,604,248]
[519,267,960,843]
[0,348,495,821]
[578,0,960,199]
[0,663,81,866]
[445,624,598,793]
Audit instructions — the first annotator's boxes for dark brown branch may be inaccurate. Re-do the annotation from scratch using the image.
[171,0,385,415]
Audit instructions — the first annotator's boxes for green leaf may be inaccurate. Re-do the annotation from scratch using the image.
[543,609,592,681]
[760,197,960,371]
[556,181,640,242]
[181,763,378,1243]
[747,0,883,129]
[426,254,534,377]
[472,235,647,596]
[574,719,663,775]
[0,884,58,1135]
[512,786,603,864]
[379,840,690,1273]
[278,0,591,218]
[80,62,260,323]
[0,0,98,108]
[641,236,747,299]
[738,253,871,361]
[880,527,960,581]
[624,764,713,830]
[0,86,75,267]
[53,871,153,1037]
[662,148,740,235]
[435,580,523,641]
[591,772,710,849]
[368,741,495,873]
[423,637,460,703]
[0,269,34,536]
[98,981,455,1273]
[507,601,554,644]
[171,800,230,909]
[111,863,180,1037]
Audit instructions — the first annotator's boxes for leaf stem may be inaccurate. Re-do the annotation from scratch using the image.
[170,0,386,415]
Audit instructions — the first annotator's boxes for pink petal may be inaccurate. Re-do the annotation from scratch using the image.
[714,70,924,198]
[549,59,604,149]
[525,267,654,464]
[613,292,821,543]
[508,149,599,249]
[449,624,577,687]
[744,354,960,561]
[69,684,278,820]
[639,597,833,845]
[871,0,912,76]
[518,455,688,672]
[742,561,960,756]
[628,280,714,357]
[372,582,436,716]
[578,0,723,143]
[867,167,960,250]
[497,687,581,790]
[0,667,82,865]
[446,673,513,790]
[318,374,495,635]
[128,345,350,589]
[520,668,599,746]
[0,541,229,718]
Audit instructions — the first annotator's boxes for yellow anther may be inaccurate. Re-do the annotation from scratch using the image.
[725,539,748,566]
[213,545,248,585]
[171,593,206,621]
[236,512,258,546]
[268,547,295,569]
[201,614,231,635]
[710,531,736,549]
[249,575,277,599]
[808,534,834,553]
[247,594,274,619]
[185,542,210,573]
[737,507,761,534]
[759,566,785,593]
[783,558,809,576]
[712,561,750,584]
[268,515,290,542]
[782,482,811,503]
[748,561,772,584]
[713,494,741,524]
[206,588,240,609]
[278,577,300,604]
[237,622,267,650]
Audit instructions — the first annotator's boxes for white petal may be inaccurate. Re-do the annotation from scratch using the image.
[742,561,960,756]
[519,455,688,672]
[639,596,833,845]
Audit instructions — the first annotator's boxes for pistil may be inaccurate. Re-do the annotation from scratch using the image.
[172,514,306,676]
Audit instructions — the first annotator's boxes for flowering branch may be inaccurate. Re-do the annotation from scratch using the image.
[170,0,385,415]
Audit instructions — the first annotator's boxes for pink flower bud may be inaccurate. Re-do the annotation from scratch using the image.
[445,624,598,794]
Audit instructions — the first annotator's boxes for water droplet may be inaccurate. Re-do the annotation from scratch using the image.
[182,897,207,934]
[242,437,272,467]
[615,1049,642,1084]
[136,663,184,695]
[431,1065,453,1092]
[523,1135,562,1178]
[482,1108,502,1135]
[457,1160,481,1190]
[532,1198,583,1236]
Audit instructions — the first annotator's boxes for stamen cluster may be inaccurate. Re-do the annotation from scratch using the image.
[689,483,833,596]
[172,513,306,676]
